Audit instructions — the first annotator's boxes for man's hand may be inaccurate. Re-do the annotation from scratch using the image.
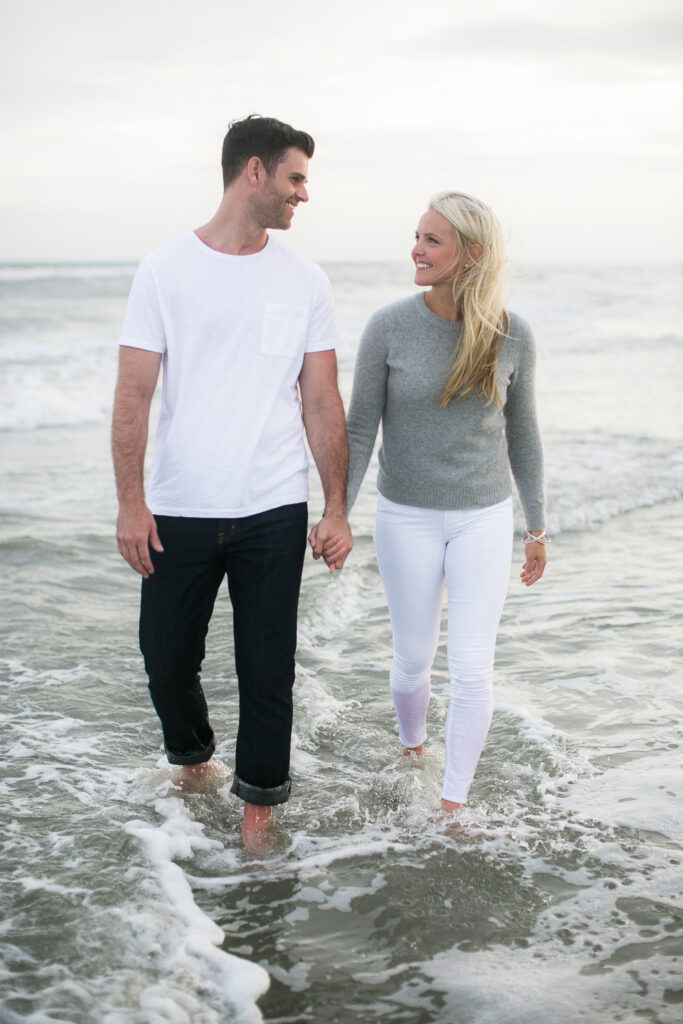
[308,512,353,573]
[116,502,164,578]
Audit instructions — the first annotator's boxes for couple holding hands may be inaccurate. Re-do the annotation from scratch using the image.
[112,115,548,846]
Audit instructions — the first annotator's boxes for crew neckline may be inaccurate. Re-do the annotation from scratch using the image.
[415,292,463,326]
[190,230,272,261]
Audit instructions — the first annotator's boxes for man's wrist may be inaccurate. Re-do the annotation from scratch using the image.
[117,492,147,510]
[322,504,347,519]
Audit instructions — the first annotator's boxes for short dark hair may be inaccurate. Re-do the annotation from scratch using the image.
[221,115,315,188]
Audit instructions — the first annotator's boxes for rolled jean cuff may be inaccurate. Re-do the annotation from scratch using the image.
[165,737,216,766]
[230,773,291,806]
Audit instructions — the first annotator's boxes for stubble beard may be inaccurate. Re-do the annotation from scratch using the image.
[254,183,292,231]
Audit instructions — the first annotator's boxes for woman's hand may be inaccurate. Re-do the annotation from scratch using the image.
[308,513,353,573]
[520,540,548,587]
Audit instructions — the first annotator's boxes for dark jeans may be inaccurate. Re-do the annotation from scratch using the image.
[139,503,308,806]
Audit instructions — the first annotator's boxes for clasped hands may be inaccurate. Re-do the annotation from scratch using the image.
[308,511,353,573]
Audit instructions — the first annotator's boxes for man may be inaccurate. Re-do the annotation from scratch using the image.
[112,115,352,847]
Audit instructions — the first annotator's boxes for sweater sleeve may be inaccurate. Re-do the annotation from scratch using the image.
[346,314,390,512]
[503,318,546,531]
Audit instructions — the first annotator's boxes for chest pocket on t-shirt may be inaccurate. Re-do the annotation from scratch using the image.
[260,304,307,358]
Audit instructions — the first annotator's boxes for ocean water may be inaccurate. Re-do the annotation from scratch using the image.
[1,259,682,1024]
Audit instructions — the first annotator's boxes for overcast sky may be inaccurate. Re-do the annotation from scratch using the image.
[1,0,681,265]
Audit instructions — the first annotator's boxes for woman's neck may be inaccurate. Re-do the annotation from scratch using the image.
[424,283,462,322]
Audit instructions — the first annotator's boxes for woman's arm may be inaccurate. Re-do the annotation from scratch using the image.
[503,319,548,585]
[503,319,545,529]
[346,317,390,511]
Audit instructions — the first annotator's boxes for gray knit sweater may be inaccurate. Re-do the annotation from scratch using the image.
[346,293,545,530]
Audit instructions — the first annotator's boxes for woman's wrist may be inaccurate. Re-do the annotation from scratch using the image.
[522,529,551,545]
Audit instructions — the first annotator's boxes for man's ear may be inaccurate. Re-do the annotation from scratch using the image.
[246,156,265,186]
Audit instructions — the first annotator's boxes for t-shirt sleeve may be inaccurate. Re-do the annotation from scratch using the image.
[119,258,167,354]
[304,269,340,353]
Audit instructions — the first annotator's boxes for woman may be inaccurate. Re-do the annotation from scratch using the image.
[345,191,548,812]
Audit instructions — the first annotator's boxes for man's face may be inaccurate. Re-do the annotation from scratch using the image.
[254,147,309,230]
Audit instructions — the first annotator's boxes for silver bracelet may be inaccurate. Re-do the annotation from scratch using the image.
[522,530,551,545]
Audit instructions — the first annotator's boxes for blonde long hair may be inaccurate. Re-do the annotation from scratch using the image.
[429,191,509,407]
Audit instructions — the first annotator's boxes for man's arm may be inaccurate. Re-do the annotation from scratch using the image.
[111,346,163,577]
[298,349,353,572]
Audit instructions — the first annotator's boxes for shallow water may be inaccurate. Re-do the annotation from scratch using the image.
[1,262,682,1022]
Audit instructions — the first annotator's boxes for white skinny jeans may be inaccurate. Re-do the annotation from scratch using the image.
[374,495,513,804]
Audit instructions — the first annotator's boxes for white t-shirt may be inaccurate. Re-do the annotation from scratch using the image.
[119,232,339,517]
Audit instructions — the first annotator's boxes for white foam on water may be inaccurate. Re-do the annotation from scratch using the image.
[314,872,385,913]
[391,793,683,1024]
[493,694,592,765]
[547,483,683,535]
[292,667,353,752]
[265,960,312,993]
[298,559,385,652]
[1,662,269,1023]
[122,791,269,1024]
[0,340,117,431]
[416,940,679,1024]
[2,659,91,689]
[559,749,683,839]
[391,716,682,1024]
[186,836,408,893]
[15,877,90,897]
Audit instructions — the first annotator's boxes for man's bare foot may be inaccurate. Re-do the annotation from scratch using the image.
[174,759,221,793]
[403,744,424,756]
[441,798,461,814]
[241,803,274,855]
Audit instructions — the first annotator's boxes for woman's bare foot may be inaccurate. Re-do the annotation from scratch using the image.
[241,803,273,855]
[174,759,222,792]
[403,744,424,756]
[441,798,461,814]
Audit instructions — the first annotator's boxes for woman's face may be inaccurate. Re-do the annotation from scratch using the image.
[411,209,463,287]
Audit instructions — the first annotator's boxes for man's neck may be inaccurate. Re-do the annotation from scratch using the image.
[194,220,268,256]
[195,192,268,256]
